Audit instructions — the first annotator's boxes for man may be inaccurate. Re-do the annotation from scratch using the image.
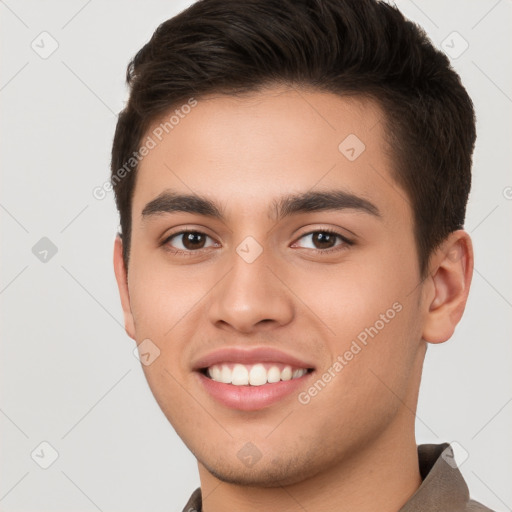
[111,0,493,510]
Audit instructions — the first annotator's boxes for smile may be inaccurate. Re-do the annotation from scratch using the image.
[203,363,312,386]
[193,346,316,410]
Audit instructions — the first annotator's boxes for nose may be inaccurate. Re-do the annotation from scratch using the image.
[207,245,295,334]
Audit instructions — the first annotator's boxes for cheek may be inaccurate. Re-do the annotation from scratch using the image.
[292,295,422,446]
[289,256,412,340]
[127,253,208,336]
[288,254,422,394]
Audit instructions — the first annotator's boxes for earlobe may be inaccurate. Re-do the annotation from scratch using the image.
[422,231,474,344]
[113,235,136,340]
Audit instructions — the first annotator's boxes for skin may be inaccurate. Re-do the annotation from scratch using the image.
[113,86,473,512]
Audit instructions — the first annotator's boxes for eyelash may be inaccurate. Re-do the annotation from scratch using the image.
[291,228,354,254]
[161,228,353,256]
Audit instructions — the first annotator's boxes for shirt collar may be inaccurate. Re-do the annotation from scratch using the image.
[399,443,471,511]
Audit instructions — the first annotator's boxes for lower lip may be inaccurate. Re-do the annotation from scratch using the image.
[196,371,314,411]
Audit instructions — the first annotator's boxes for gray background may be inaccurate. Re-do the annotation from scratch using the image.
[1,0,511,510]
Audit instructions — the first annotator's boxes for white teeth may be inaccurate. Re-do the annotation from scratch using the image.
[211,365,222,381]
[267,365,281,383]
[231,364,249,385]
[281,366,292,381]
[292,368,304,379]
[220,365,232,383]
[249,364,267,386]
[206,363,309,386]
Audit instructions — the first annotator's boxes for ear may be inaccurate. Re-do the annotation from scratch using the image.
[113,235,136,340]
[422,230,474,344]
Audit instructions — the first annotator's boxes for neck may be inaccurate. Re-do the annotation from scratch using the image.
[197,417,422,512]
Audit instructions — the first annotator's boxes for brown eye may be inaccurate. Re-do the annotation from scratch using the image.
[164,231,216,252]
[311,232,337,249]
[181,232,207,250]
[293,230,352,252]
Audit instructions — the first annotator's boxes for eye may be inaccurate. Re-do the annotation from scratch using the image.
[163,230,218,253]
[292,229,352,252]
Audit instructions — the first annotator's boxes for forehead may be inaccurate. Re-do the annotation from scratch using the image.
[133,86,410,223]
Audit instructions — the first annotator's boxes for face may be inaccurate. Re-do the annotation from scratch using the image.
[116,86,431,486]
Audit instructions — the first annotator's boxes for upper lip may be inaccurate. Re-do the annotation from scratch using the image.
[192,346,316,371]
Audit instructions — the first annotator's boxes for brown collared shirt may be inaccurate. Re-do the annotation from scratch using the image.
[181,443,494,511]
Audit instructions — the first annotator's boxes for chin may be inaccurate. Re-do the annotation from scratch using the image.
[197,449,325,488]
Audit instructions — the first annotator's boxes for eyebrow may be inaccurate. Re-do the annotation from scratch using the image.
[141,189,381,222]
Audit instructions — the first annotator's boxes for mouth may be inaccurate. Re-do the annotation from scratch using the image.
[192,346,316,411]
[199,362,314,386]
